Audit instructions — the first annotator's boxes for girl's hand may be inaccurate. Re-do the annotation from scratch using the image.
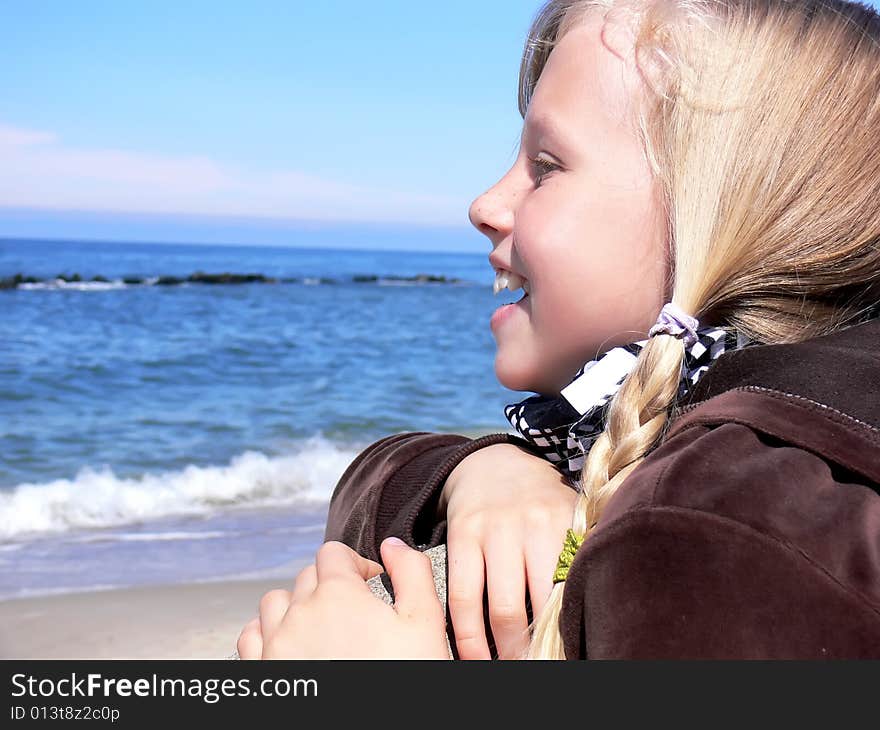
[438,443,577,660]
[237,539,450,659]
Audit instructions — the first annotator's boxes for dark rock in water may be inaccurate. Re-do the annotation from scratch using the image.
[187,272,276,285]
[1,269,464,290]
[354,273,461,284]
[0,273,41,289]
[413,273,460,283]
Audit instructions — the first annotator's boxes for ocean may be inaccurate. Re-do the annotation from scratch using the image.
[0,237,523,599]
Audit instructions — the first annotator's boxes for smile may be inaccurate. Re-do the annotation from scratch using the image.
[493,268,531,296]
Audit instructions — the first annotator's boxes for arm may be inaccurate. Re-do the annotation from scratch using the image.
[324,431,524,562]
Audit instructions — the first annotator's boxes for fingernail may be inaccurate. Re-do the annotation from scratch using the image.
[384,536,407,548]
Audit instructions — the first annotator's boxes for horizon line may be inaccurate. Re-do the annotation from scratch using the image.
[0,233,487,256]
[0,204,474,231]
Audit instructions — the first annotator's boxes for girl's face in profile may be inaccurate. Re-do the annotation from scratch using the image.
[469,14,669,396]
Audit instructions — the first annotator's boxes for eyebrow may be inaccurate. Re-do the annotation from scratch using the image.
[521,113,573,152]
[523,113,555,138]
[526,114,559,134]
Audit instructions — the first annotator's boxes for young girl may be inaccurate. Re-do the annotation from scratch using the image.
[237,0,880,659]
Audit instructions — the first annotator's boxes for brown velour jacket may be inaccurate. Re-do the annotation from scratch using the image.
[325,317,880,659]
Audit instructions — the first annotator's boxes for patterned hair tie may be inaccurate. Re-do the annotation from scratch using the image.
[553,529,585,584]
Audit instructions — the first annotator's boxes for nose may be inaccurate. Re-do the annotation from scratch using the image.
[468,175,516,248]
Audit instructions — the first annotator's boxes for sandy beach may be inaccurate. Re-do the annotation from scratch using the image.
[0,570,307,659]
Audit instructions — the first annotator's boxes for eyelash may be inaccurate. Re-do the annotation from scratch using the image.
[528,156,559,186]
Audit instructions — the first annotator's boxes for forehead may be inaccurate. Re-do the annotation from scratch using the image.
[521,16,637,150]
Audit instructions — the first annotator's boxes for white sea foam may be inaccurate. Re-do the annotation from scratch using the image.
[4,584,124,600]
[377,278,424,287]
[0,436,361,541]
[19,278,128,291]
[376,278,471,287]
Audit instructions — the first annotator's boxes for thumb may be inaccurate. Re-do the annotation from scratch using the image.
[316,540,384,583]
[380,537,442,618]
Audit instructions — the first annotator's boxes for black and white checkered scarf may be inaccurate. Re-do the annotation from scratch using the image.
[505,327,752,478]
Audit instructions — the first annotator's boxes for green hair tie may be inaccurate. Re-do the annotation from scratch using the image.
[553,529,585,584]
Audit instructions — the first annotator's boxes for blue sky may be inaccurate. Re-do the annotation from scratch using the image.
[0,1,541,249]
[2,1,878,251]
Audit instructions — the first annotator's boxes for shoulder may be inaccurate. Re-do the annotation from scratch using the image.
[560,392,880,657]
[602,384,880,594]
[611,315,880,568]
[682,316,880,424]
[559,319,880,657]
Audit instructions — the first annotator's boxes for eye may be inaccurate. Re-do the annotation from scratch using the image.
[528,156,559,186]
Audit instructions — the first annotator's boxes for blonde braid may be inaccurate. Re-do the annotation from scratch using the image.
[526,334,686,658]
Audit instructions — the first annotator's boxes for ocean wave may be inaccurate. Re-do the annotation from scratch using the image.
[3,584,124,600]
[69,530,229,544]
[0,436,360,541]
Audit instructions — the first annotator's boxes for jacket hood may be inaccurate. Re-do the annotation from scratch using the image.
[682,316,880,430]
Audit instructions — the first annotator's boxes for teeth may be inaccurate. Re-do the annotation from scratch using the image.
[493,268,529,296]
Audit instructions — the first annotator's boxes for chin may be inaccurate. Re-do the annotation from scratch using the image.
[494,357,560,397]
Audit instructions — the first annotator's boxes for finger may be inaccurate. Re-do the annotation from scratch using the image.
[446,535,491,660]
[484,537,530,660]
[379,537,442,618]
[315,541,384,583]
[258,588,292,641]
[237,617,263,660]
[291,564,318,603]
[525,540,559,622]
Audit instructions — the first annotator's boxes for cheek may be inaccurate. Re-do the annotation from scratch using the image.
[558,187,666,310]
[526,217,666,354]
[513,200,584,283]
[514,177,667,345]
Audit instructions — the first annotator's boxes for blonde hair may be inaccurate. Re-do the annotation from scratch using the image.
[520,0,880,659]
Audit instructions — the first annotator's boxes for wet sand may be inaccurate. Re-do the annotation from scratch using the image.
[0,572,306,659]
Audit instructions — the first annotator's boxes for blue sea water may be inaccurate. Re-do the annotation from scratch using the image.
[0,237,524,599]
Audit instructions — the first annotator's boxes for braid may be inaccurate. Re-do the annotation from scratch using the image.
[580,336,685,528]
[526,335,685,659]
